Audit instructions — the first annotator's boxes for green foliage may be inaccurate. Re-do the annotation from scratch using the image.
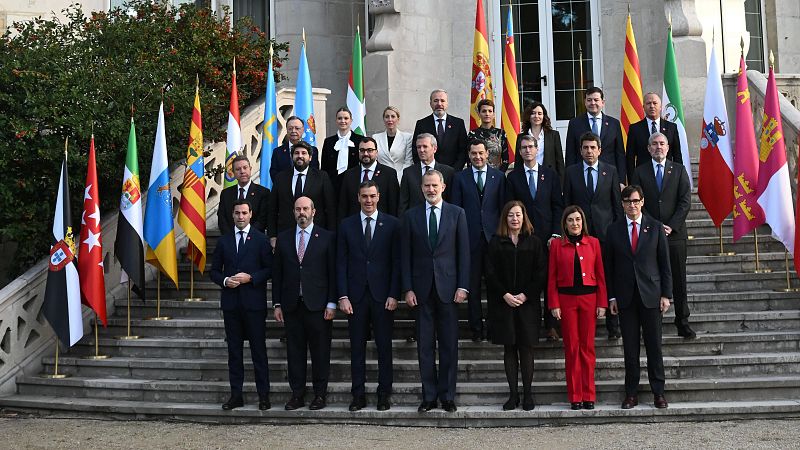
[0,0,288,277]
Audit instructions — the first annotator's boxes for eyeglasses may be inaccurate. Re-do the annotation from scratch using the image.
[359,148,377,153]
[622,198,643,205]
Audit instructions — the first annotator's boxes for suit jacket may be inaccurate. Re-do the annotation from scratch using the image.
[268,142,320,183]
[450,166,506,248]
[336,212,401,303]
[563,161,623,242]
[412,114,469,169]
[400,202,470,303]
[268,167,336,237]
[547,235,608,309]
[565,113,627,183]
[210,228,272,311]
[272,225,336,312]
[337,163,399,221]
[375,131,414,182]
[625,119,683,183]
[506,164,564,243]
[217,183,270,236]
[603,215,673,309]
[320,132,364,190]
[631,160,691,241]
[514,129,566,183]
[398,162,455,216]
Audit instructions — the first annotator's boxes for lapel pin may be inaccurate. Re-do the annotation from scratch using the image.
[602,171,607,176]
[540,174,545,181]
[447,124,452,129]
[247,236,251,240]
[379,222,384,227]
[604,121,609,126]
[314,233,319,238]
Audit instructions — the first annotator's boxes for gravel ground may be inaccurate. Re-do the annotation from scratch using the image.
[1,415,798,449]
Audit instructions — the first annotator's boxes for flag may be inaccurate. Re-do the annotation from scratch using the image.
[732,55,765,241]
[224,61,242,189]
[43,150,83,347]
[661,23,692,189]
[115,118,146,297]
[78,135,107,326]
[501,6,520,165]
[756,60,794,253]
[261,45,279,189]
[469,0,494,130]
[347,27,366,135]
[697,45,734,228]
[620,12,644,148]
[144,102,179,287]
[295,34,317,145]
[794,141,800,276]
[177,85,207,272]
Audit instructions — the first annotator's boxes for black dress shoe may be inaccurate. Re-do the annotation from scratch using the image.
[349,395,367,411]
[418,400,437,412]
[582,401,595,410]
[377,393,391,411]
[522,394,535,411]
[284,396,305,411]
[258,396,271,411]
[546,328,560,342]
[621,395,638,409]
[608,331,621,340]
[309,395,327,410]
[471,330,482,343]
[570,402,582,410]
[654,394,669,409]
[677,325,697,339]
[441,400,457,412]
[406,336,416,343]
[222,395,244,411]
[502,394,519,411]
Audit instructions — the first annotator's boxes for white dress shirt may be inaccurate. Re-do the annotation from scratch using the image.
[294,223,337,310]
[587,113,603,135]
[292,166,309,196]
[582,160,600,192]
[223,224,251,287]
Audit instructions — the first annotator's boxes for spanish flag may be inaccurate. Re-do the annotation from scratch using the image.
[469,0,493,130]
[177,82,207,272]
[619,12,644,148]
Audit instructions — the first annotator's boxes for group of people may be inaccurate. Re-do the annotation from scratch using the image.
[210,87,693,414]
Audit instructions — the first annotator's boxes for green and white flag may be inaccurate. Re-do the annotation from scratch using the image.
[662,24,692,188]
[114,117,146,297]
[347,26,366,135]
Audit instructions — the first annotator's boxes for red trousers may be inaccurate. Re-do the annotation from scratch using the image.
[559,293,598,403]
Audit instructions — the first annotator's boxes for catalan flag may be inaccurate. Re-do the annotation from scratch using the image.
[501,6,520,165]
[469,0,494,130]
[177,84,207,272]
[224,59,242,189]
[261,44,279,189]
[619,12,644,149]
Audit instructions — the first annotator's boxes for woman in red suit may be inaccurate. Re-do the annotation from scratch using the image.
[548,205,607,410]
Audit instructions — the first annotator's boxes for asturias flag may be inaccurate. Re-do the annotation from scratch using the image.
[177,85,207,272]
[501,6,520,165]
[295,35,317,145]
[261,45,279,189]
[78,135,107,326]
[224,61,242,189]
[469,0,494,130]
[115,118,146,297]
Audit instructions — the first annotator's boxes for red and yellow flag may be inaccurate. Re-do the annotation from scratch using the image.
[469,0,493,130]
[177,84,207,272]
[620,12,644,148]
[501,6,520,165]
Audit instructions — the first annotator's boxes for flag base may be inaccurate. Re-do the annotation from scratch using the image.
[687,235,695,240]
[40,373,69,379]
[145,316,171,321]
[752,269,773,274]
[116,335,140,340]
[774,287,800,292]
[184,297,204,302]
[83,355,110,360]
[707,252,736,256]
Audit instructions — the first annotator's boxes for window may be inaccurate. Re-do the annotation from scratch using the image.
[743,0,765,72]
[234,0,269,35]
[549,0,594,120]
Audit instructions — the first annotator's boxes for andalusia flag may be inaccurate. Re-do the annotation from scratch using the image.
[347,26,366,135]
[469,0,493,130]
[177,83,207,272]
[661,24,692,188]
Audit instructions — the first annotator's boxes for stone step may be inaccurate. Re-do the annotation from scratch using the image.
[685,271,798,292]
[686,252,798,274]
[685,291,800,314]
[686,235,785,257]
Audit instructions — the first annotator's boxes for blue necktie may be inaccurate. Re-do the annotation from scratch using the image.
[528,170,537,200]
[591,117,599,135]
[656,164,664,192]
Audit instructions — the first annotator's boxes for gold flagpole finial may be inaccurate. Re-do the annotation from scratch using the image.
[668,11,672,29]
[769,49,775,68]
[269,42,274,59]
[130,103,134,118]
[740,36,745,56]
[91,122,94,137]
[195,73,199,94]
[627,3,631,15]
[302,28,306,44]
[64,136,69,157]
[233,57,236,74]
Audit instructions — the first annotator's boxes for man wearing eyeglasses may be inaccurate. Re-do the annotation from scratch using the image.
[604,184,672,410]
[337,137,400,221]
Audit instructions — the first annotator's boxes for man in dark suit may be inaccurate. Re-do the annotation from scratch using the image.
[401,169,470,413]
[273,196,337,411]
[337,180,401,411]
[217,155,269,235]
[605,184,672,410]
[625,93,683,182]
[210,199,273,411]
[506,134,564,340]
[563,132,624,338]
[412,89,469,170]
[451,138,505,342]
[269,116,320,183]
[268,141,336,248]
[398,133,454,216]
[631,132,694,339]
[338,137,399,221]
[565,87,627,184]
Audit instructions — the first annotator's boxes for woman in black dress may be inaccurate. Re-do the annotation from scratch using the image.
[486,200,546,411]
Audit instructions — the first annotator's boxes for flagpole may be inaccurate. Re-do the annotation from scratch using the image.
[41,337,68,379]
[752,229,771,273]
[708,225,735,256]
[84,314,109,360]
[148,271,171,320]
[116,279,140,339]
[775,249,797,292]
[185,246,203,302]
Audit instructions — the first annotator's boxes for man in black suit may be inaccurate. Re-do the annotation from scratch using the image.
[506,134,564,340]
[605,184,672,410]
[401,169,470,413]
[338,137,399,221]
[625,93,683,182]
[631,132,694,339]
[565,87,627,184]
[217,155,269,235]
[268,141,336,248]
[563,132,624,338]
[412,89,469,170]
[269,116,320,184]
[337,180,401,411]
[398,133,454,216]
[210,199,273,411]
[273,196,337,411]
[450,138,506,342]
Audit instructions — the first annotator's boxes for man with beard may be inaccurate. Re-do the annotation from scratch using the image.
[338,137,399,220]
[269,116,320,183]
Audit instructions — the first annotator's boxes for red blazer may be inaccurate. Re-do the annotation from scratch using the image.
[547,235,608,309]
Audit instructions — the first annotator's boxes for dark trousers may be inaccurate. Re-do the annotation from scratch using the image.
[599,239,621,334]
[349,290,394,396]
[618,289,666,396]
[541,246,559,330]
[284,300,332,397]
[416,286,459,402]
[222,306,269,397]
[467,235,487,334]
[669,239,690,328]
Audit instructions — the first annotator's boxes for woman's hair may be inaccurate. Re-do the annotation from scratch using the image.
[383,105,400,118]
[335,106,352,118]
[496,200,534,237]
[560,205,588,237]
[521,101,553,132]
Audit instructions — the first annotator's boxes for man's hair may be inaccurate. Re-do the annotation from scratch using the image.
[518,134,537,146]
[579,131,601,148]
[469,138,487,150]
[622,184,644,200]
[292,140,313,154]
[232,155,250,167]
[422,169,444,184]
[416,132,438,148]
[360,136,378,149]
[286,116,305,127]
[359,179,380,193]
[584,86,604,99]
[648,131,668,146]
[429,89,448,100]
[232,199,252,212]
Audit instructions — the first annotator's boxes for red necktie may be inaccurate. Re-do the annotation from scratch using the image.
[631,221,639,253]
[362,168,370,182]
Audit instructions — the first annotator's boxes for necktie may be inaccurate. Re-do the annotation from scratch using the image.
[364,217,373,246]
[238,187,245,200]
[656,164,664,191]
[297,230,306,262]
[528,169,537,200]
[237,230,245,253]
[362,168,370,183]
[591,117,599,135]
[631,221,639,253]
[424,165,431,174]
[436,118,445,143]
[476,170,484,193]
[586,167,594,196]
[651,120,657,135]
[428,206,438,249]
[294,173,303,199]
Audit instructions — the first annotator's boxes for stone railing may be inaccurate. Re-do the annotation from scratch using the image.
[0,87,329,394]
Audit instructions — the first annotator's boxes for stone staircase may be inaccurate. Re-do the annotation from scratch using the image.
[2,192,800,427]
